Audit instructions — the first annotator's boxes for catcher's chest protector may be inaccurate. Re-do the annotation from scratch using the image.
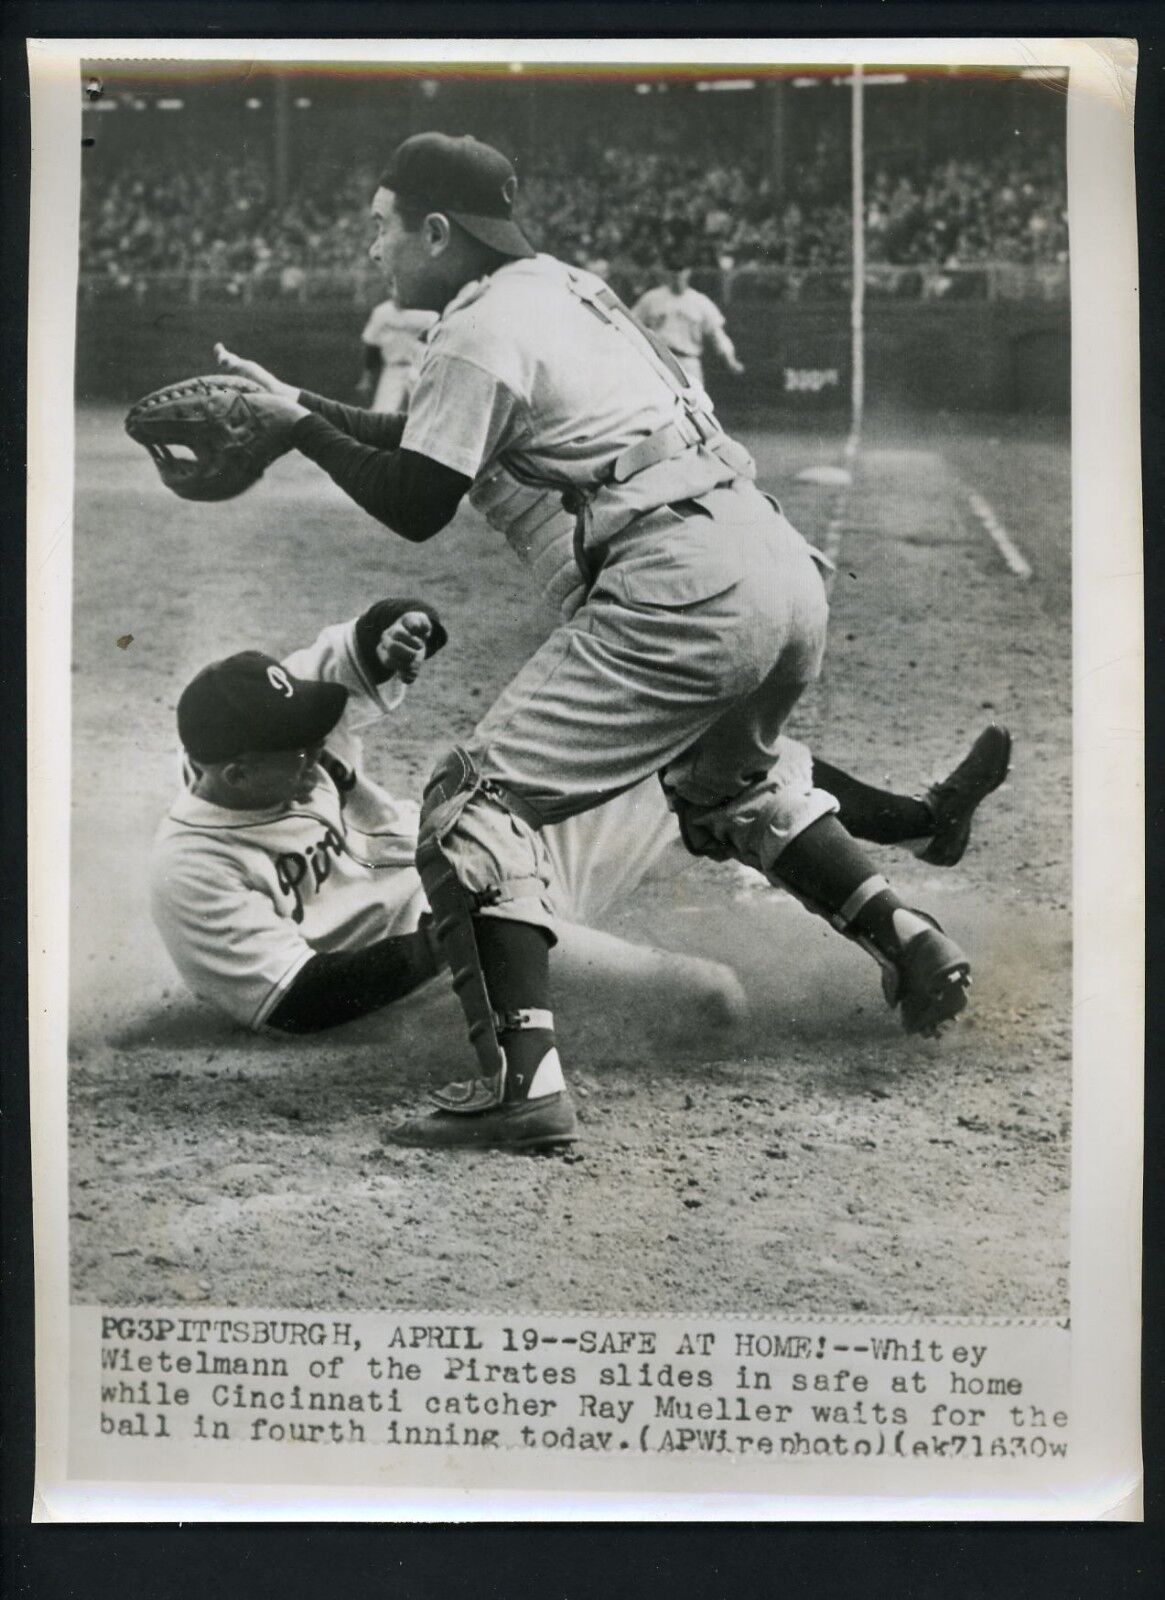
[467,264,754,619]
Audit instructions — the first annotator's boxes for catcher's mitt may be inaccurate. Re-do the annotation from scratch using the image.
[124,374,293,502]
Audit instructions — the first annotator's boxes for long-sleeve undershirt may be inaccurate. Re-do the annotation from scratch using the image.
[292,390,471,541]
[298,390,407,447]
[266,927,442,1033]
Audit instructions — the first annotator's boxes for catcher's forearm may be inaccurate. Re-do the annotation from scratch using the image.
[290,413,470,541]
[298,389,406,448]
[266,927,442,1033]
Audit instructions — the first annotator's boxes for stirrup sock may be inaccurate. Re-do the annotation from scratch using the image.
[497,1008,563,1103]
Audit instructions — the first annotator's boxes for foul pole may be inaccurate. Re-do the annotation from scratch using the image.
[849,62,865,450]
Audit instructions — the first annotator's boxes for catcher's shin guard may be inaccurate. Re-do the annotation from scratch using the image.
[822,876,971,1036]
[415,748,555,1111]
[416,830,507,1108]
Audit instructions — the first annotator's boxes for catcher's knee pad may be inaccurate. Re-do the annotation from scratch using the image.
[416,748,557,1102]
[666,738,839,875]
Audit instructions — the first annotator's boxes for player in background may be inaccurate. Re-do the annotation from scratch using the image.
[355,298,438,412]
[214,133,1001,1151]
[631,259,745,393]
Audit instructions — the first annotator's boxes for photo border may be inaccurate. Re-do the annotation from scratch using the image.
[9,0,1152,1542]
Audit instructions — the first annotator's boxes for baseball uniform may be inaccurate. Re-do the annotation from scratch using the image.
[630,282,729,391]
[151,613,680,1030]
[248,133,973,1143]
[396,254,836,845]
[360,301,438,412]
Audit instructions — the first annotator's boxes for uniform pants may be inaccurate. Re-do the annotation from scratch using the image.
[466,479,836,846]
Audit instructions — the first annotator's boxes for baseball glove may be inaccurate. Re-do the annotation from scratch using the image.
[124,374,293,502]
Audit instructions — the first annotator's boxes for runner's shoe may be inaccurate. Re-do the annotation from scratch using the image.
[917,724,1012,867]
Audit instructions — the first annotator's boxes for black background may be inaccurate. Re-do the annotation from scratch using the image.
[2,2,1161,1592]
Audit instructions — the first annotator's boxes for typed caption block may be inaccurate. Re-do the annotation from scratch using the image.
[69,1307,1071,1498]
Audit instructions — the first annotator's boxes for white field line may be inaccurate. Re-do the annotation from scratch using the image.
[964,486,1033,581]
[795,428,861,750]
[819,428,861,597]
[820,502,846,595]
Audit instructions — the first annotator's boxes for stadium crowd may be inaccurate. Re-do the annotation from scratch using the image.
[80,141,1068,299]
[519,145,1067,286]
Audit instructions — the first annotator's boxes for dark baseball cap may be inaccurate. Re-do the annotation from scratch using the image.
[177,651,348,764]
[381,132,536,259]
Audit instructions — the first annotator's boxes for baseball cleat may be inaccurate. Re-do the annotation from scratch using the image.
[881,917,971,1036]
[917,724,1012,867]
[384,1089,579,1151]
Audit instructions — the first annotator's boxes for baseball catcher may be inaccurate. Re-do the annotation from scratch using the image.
[152,592,1007,1052]
[150,134,1014,1152]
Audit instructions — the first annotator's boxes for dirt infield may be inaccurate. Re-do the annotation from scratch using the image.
[68,408,1071,1316]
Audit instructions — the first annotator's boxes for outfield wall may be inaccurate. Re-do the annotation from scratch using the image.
[75,299,1069,417]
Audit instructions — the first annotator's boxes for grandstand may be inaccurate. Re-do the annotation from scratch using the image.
[76,64,1069,414]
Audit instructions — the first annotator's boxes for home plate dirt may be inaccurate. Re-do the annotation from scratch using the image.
[68,409,1071,1317]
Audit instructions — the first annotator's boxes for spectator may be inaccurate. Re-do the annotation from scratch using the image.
[80,142,1069,299]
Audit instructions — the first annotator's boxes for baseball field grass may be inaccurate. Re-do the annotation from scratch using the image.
[67,405,1071,1316]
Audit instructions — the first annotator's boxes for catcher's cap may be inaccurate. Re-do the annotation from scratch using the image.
[178,651,348,765]
[381,133,536,259]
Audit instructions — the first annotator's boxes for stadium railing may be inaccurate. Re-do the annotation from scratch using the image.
[78,260,1070,307]
[692,262,1068,305]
